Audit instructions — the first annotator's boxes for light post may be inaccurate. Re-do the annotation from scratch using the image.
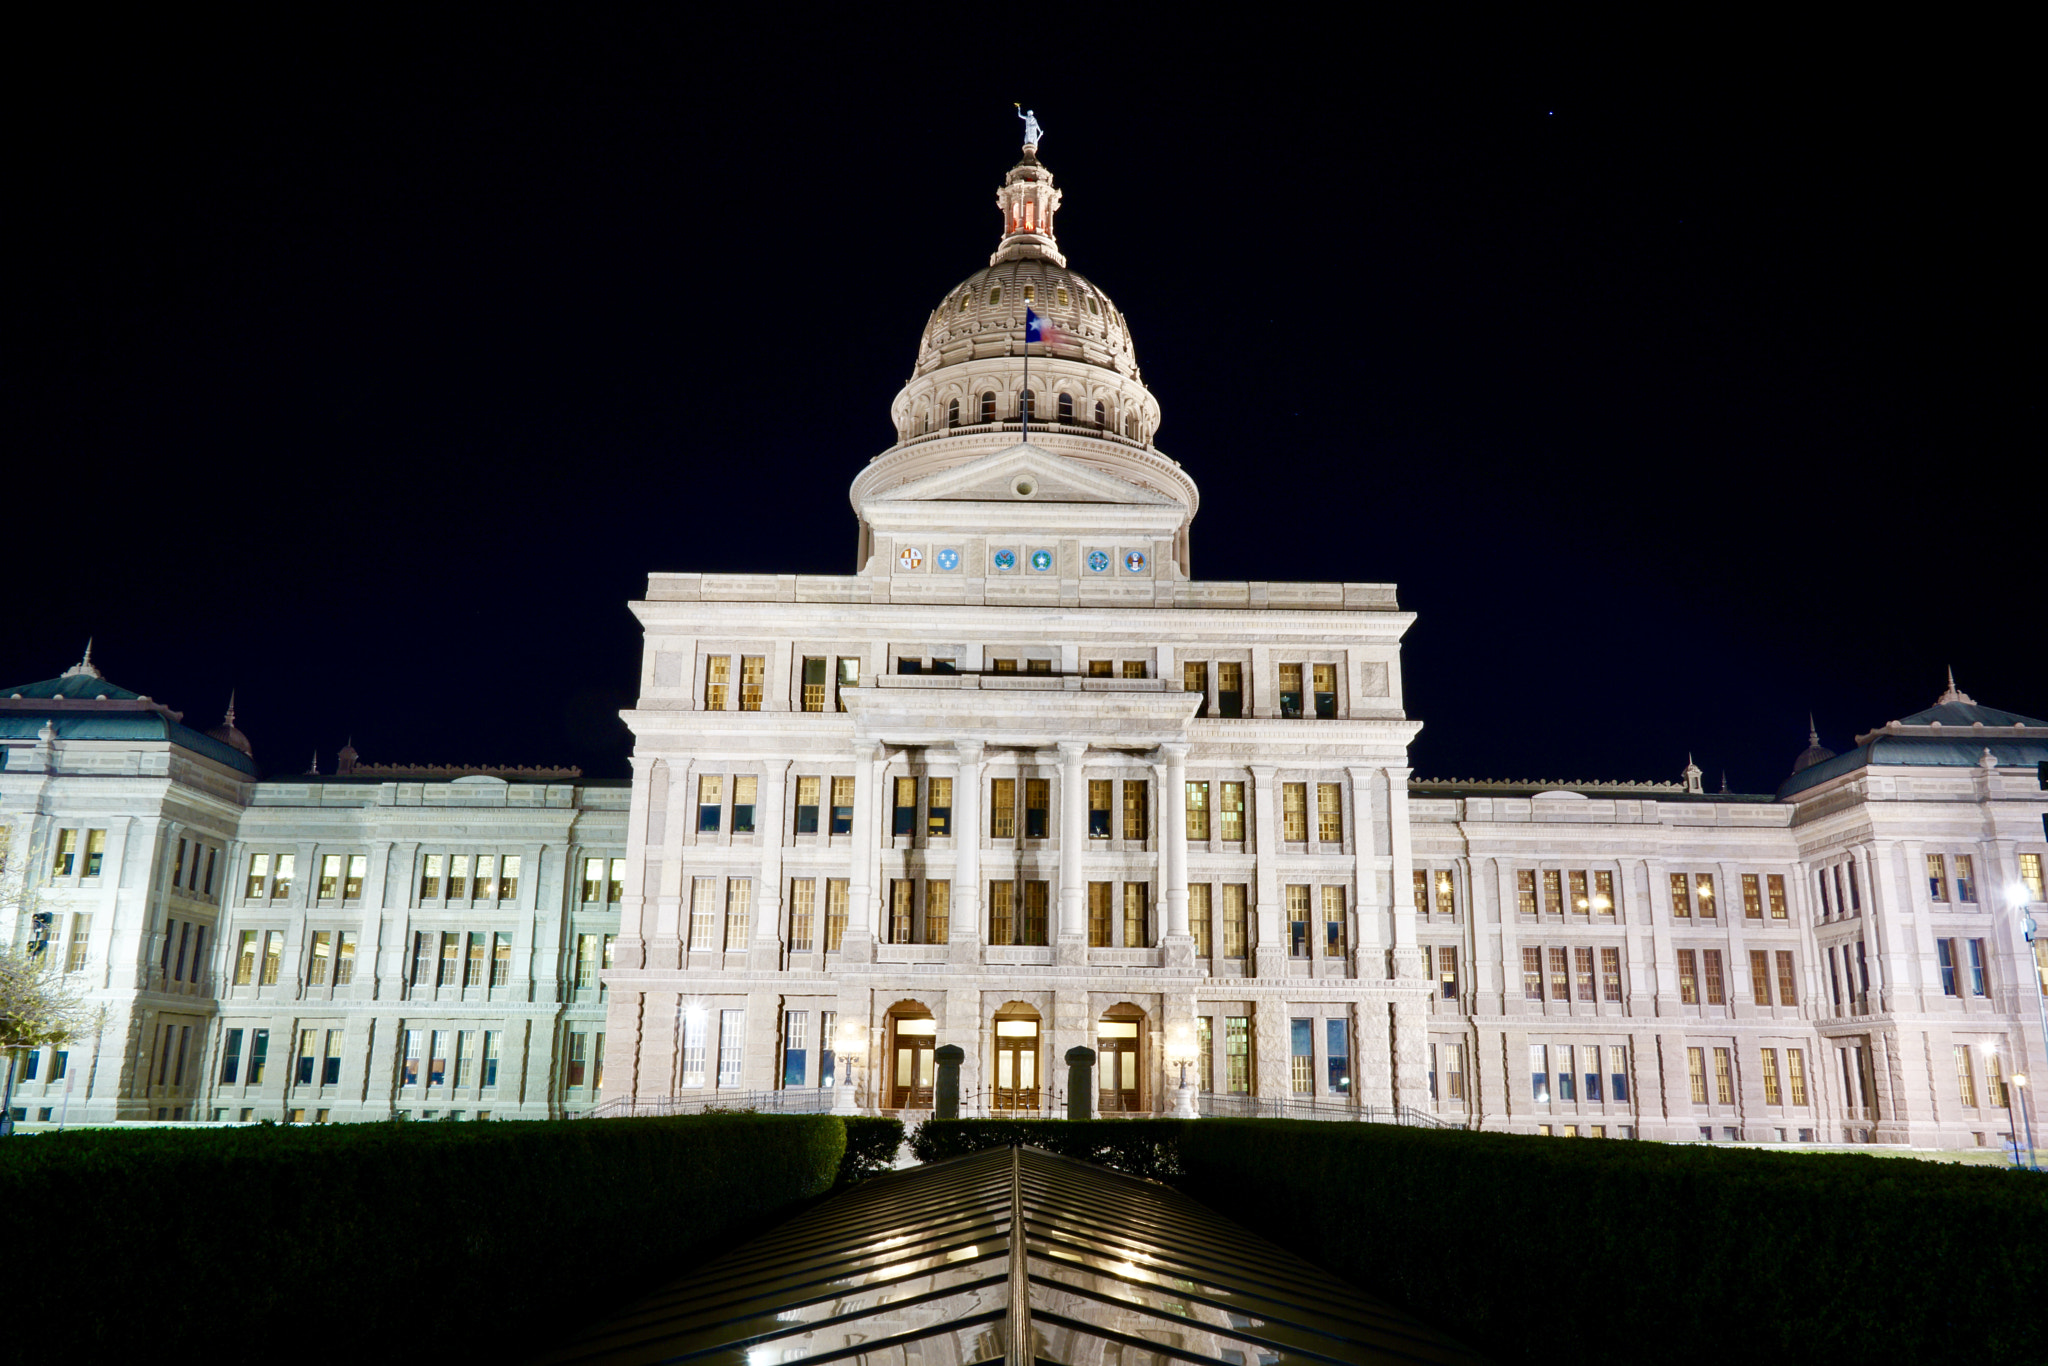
[833,1018,867,1115]
[1165,1024,1200,1119]
[1988,1043,2020,1170]
[2014,1074,2037,1171]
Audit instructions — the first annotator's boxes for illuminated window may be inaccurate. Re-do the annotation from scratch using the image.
[1926,853,1948,901]
[1219,782,1244,841]
[1185,781,1209,840]
[1714,1048,1735,1105]
[925,881,951,944]
[488,933,506,987]
[1290,1020,1313,1095]
[1751,950,1773,1005]
[1442,1042,1465,1100]
[829,777,855,835]
[1225,1017,1251,1094]
[1023,880,1050,945]
[1316,783,1342,843]
[1703,949,1726,1005]
[926,777,951,837]
[698,775,723,833]
[835,657,859,711]
[991,779,1016,839]
[1312,663,1337,718]
[1184,661,1208,716]
[1776,950,1797,1005]
[1956,855,1976,903]
[890,879,914,943]
[65,913,93,974]
[1286,885,1311,958]
[1787,1048,1807,1106]
[1435,944,1457,997]
[1743,874,1763,918]
[2021,853,2043,900]
[824,880,849,952]
[795,776,820,834]
[1089,779,1113,837]
[788,879,815,951]
[1088,882,1112,947]
[1522,946,1543,1000]
[1517,870,1538,916]
[689,878,719,951]
[1278,663,1303,718]
[1601,946,1623,1000]
[1594,869,1615,916]
[989,880,1015,945]
[704,655,730,710]
[1322,886,1346,957]
[82,829,106,878]
[1189,883,1212,956]
[1575,946,1595,1001]
[1121,660,1146,679]
[1670,873,1692,918]
[1955,1046,1978,1108]
[1767,873,1788,919]
[1281,783,1307,841]
[1026,778,1051,839]
[892,776,918,838]
[262,931,284,986]
[1222,884,1249,958]
[1696,873,1716,919]
[739,656,764,711]
[445,855,466,902]
[1678,949,1699,1004]
[987,286,1001,306]
[52,829,78,879]
[725,879,752,949]
[1687,1048,1708,1105]
[1544,869,1564,916]
[1762,1049,1782,1106]
[1569,869,1589,914]
[247,853,272,902]
[1055,286,1068,307]
[1216,661,1243,717]
[1123,882,1149,948]
[1549,946,1570,1000]
[1413,869,1429,914]
[1121,780,1147,841]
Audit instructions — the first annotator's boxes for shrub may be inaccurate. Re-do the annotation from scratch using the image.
[837,1115,906,1185]
[910,1117,1187,1180]
[0,1113,845,1366]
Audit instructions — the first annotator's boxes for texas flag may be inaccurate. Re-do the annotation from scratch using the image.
[1024,306,1065,347]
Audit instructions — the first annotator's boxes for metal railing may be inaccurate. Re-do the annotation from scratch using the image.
[1196,1094,1465,1127]
[582,1086,1464,1127]
[579,1088,837,1121]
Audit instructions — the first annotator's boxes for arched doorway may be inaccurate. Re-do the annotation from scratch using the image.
[886,1002,937,1110]
[1097,1005,1146,1113]
[992,1002,1042,1113]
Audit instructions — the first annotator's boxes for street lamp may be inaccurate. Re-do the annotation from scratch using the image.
[1986,1043,2020,1170]
[833,1018,868,1115]
[2014,1074,2037,1172]
[1164,1024,1200,1119]
[2009,880,2047,1171]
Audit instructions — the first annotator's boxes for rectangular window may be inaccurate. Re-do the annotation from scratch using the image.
[724,774,755,835]
[1222,884,1249,958]
[835,656,859,711]
[1185,781,1210,840]
[825,880,849,951]
[1443,1042,1466,1100]
[1543,869,1565,916]
[308,931,332,986]
[60,912,91,973]
[718,1011,745,1087]
[1025,778,1051,839]
[1316,783,1343,843]
[698,775,724,832]
[1927,853,1948,901]
[296,1029,319,1086]
[783,1010,810,1087]
[1937,938,1958,996]
[1219,782,1244,841]
[789,879,816,951]
[1120,780,1145,841]
[261,931,284,986]
[1523,946,1543,1000]
[892,776,917,838]
[475,854,498,902]
[1569,870,1589,915]
[1196,1017,1213,1093]
[1287,885,1311,958]
[1687,1047,1708,1105]
[1121,660,1146,679]
[925,880,950,945]
[249,1029,269,1085]
[2022,853,2044,901]
[501,854,520,902]
[1956,855,1976,903]
[1968,938,1987,996]
[1557,1044,1575,1101]
[1609,1044,1629,1103]
[1773,950,1796,1006]
[1278,663,1303,718]
[575,933,598,990]
[1703,949,1725,1005]
[234,930,259,985]
[1087,659,1112,677]
[482,1031,501,1088]
[484,932,507,987]
[1189,883,1212,956]
[52,828,78,879]
[926,777,951,837]
[802,657,827,712]
[83,829,107,878]
[1413,869,1430,914]
[1216,661,1243,718]
[1281,783,1307,841]
[1087,778,1113,838]
[1184,661,1209,718]
[247,852,272,901]
[433,931,458,986]
[323,1030,343,1086]
[1437,944,1458,998]
[1225,1017,1251,1094]
[989,880,1015,946]
[1767,873,1788,919]
[1750,950,1773,1006]
[221,1029,243,1084]
[1322,885,1346,958]
[1762,1048,1782,1106]
[1786,1048,1806,1107]
[1988,1055,2008,1110]
[400,1030,422,1087]
[1955,1046,1978,1108]
[318,854,341,900]
[679,1013,706,1088]
[1088,882,1112,947]
[1290,1019,1314,1095]
[705,654,730,710]
[1124,881,1149,949]
[795,776,821,834]
[1431,869,1454,917]
[1713,1047,1735,1105]
[829,777,855,835]
[445,855,466,902]
[1670,872,1691,918]
[1517,869,1538,916]
[1575,945,1596,1001]
[739,655,764,711]
[1549,946,1570,1001]
[1312,663,1338,719]
[1696,873,1716,919]
[1743,873,1763,919]
[1326,1019,1351,1094]
[417,854,441,902]
[1531,1044,1550,1102]
[1678,949,1699,1004]
[991,778,1016,839]
[891,878,916,944]
[1601,946,1623,1001]
[689,878,720,951]
[1023,880,1050,945]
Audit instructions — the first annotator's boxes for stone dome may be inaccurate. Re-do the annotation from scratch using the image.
[913,258,1141,384]
[1790,718,1834,776]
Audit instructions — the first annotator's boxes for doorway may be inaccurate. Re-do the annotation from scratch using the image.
[992,1006,1041,1113]
[888,1009,936,1109]
[1097,1007,1144,1113]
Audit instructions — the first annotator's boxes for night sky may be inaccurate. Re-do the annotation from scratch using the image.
[11,14,2034,792]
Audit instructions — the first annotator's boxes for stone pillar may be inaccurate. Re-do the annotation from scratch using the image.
[1347,766,1381,979]
[934,1043,965,1119]
[1056,741,1089,962]
[749,761,792,971]
[951,741,985,965]
[1385,767,1421,982]
[1066,1046,1096,1119]
[842,739,882,963]
[1249,765,1285,978]
[1161,742,1190,939]
[653,761,690,971]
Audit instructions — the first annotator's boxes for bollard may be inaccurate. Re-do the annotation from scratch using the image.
[933,1044,964,1120]
[1065,1046,1096,1120]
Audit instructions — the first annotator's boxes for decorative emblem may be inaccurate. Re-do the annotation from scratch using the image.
[898,546,924,571]
[1087,549,1110,574]
[1030,549,1054,573]
[936,547,960,572]
[1124,550,1147,573]
[993,548,1017,572]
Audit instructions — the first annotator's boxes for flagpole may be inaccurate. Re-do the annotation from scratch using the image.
[1021,315,1029,442]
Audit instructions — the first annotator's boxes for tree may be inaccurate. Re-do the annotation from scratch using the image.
[0,943,86,1134]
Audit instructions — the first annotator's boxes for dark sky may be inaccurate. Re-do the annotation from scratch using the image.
[10,13,2035,791]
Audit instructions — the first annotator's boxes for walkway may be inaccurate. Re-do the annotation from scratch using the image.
[539,1144,1486,1365]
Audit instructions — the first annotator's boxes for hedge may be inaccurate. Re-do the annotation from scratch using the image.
[0,1113,847,1366]
[837,1115,906,1185]
[910,1119,2048,1365]
[909,1116,1184,1180]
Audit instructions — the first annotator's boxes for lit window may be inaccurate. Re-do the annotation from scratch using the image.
[1956,855,1977,903]
[445,855,467,902]
[927,777,951,837]
[1713,1048,1735,1105]
[246,853,271,902]
[1955,1046,1977,1108]
[1549,946,1569,1000]
[725,879,752,949]
[991,778,1016,839]
[261,931,284,986]
[1219,782,1244,841]
[680,1015,706,1089]
[1290,1020,1313,1095]
[795,776,821,834]
[892,879,916,944]
[801,657,826,712]
[739,656,764,711]
[1123,881,1149,948]
[1687,1047,1708,1105]
[1678,949,1699,1004]
[1312,664,1337,718]
[1281,783,1307,841]
[1413,869,1429,914]
[689,878,719,951]
[1222,884,1249,958]
[1056,286,1068,307]
[1601,946,1623,1001]
[704,655,730,710]
[1189,883,1212,956]
[1670,873,1692,918]
[1435,944,1458,997]
[788,879,816,951]
[1927,853,1948,901]
[82,829,106,878]
[892,776,917,838]
[1023,880,1050,945]
[1762,1049,1782,1106]
[1594,869,1615,916]
[1121,780,1146,841]
[1278,664,1303,718]
[1322,886,1346,957]
[1216,661,1243,717]
[1225,1017,1251,1093]
[1087,295,1100,316]
[318,855,341,900]
[1185,781,1210,840]
[1751,950,1773,1005]
[309,931,331,986]
[1743,874,1763,918]
[1775,950,1796,1005]
[2021,853,2044,900]
[1523,946,1543,999]
[1767,873,1787,918]
[987,286,1001,306]
[1544,869,1564,916]
[732,776,757,835]
[1316,783,1342,843]
[829,777,855,835]
[65,913,92,973]
[989,880,1016,945]
[1787,1048,1806,1106]
[489,933,509,987]
[1696,874,1716,919]
[475,855,497,903]
[1516,870,1538,916]
[824,880,849,952]
[1576,945,1596,1001]
[501,855,521,902]
[52,829,78,878]
[1703,949,1725,1005]
[1121,660,1145,678]
[925,881,950,944]
[1569,870,1589,914]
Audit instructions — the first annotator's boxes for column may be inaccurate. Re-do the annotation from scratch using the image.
[652,760,689,970]
[1056,741,1089,962]
[1385,766,1420,981]
[842,740,882,963]
[749,761,792,971]
[1347,767,1382,978]
[951,741,985,965]
[1161,742,1191,939]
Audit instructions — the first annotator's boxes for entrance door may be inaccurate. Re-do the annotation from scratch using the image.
[1097,1019,1141,1112]
[890,1017,936,1109]
[994,1017,1040,1112]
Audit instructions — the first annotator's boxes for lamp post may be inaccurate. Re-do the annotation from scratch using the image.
[2011,882,2048,1172]
[1988,1044,2020,1170]
[833,1018,867,1116]
[2014,1074,2037,1172]
[1165,1024,1200,1119]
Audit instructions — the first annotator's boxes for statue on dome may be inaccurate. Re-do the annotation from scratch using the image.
[1015,104,1043,148]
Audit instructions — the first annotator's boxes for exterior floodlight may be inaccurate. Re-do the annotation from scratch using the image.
[1165,1024,1200,1118]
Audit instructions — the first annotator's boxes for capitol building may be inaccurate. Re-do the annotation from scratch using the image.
[4,136,2046,1150]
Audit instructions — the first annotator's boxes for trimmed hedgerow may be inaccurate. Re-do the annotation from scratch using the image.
[836,1115,906,1185]
[910,1119,2048,1365]
[0,1114,845,1366]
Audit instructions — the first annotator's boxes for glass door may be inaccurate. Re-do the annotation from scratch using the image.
[994,1017,1040,1112]
[1097,1019,1141,1112]
[890,1017,936,1109]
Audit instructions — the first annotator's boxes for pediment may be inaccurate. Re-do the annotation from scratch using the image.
[868,443,1178,507]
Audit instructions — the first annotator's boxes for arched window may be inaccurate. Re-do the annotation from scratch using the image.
[1125,413,1137,438]
[1056,286,1069,307]
[979,392,996,424]
[947,398,960,428]
[1022,284,1035,303]
[1094,400,1106,427]
[1057,393,1073,423]
[1019,390,1035,422]
[958,292,970,313]
[988,286,1002,307]
[1086,295,1100,316]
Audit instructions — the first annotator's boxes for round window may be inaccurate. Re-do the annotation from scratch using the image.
[1013,477,1036,497]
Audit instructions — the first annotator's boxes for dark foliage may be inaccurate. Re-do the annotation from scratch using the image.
[0,1114,845,1366]
[836,1115,906,1186]
[908,1118,2048,1365]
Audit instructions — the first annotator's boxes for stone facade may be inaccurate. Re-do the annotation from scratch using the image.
[3,142,2044,1145]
